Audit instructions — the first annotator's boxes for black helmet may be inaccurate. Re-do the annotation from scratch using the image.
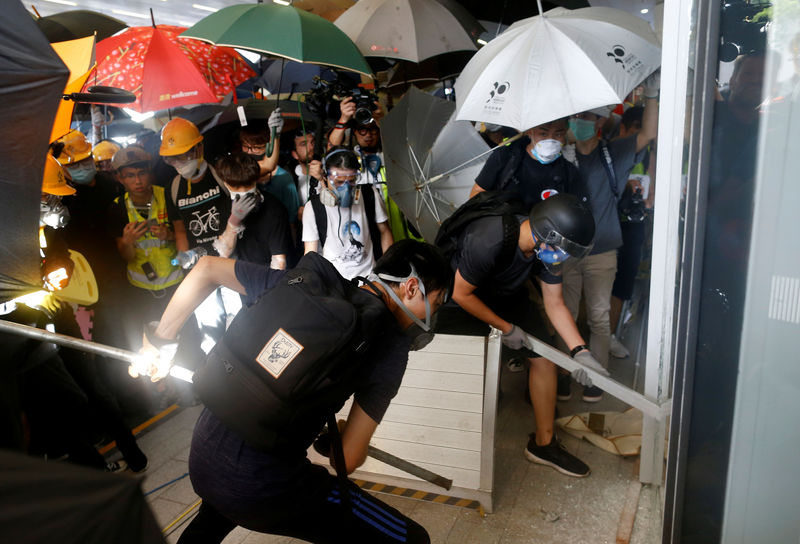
[530,194,595,259]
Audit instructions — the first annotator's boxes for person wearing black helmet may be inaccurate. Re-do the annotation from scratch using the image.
[436,193,609,478]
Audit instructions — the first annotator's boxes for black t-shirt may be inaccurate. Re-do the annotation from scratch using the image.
[190,260,411,498]
[452,215,561,296]
[63,173,126,289]
[235,192,292,268]
[165,167,231,253]
[476,137,586,209]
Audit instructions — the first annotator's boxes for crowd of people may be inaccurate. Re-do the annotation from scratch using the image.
[1,70,664,542]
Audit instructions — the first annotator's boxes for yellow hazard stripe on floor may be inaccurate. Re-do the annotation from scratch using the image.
[352,479,482,511]
[98,404,179,455]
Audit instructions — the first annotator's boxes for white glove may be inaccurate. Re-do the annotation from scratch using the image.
[643,70,661,99]
[130,322,178,382]
[571,350,610,387]
[268,108,284,133]
[502,324,531,350]
[229,192,259,227]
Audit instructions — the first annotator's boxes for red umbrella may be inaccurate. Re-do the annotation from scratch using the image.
[87,24,255,112]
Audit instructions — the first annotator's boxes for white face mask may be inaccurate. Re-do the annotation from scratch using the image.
[530,139,563,164]
[229,187,257,201]
[174,158,204,180]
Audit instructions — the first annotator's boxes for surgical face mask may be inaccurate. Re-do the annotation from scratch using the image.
[569,119,597,142]
[530,139,563,164]
[229,187,258,201]
[40,195,70,229]
[66,161,97,185]
[173,158,201,180]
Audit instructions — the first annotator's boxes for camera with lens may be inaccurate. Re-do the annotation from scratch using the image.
[719,0,768,62]
[305,76,379,126]
[619,187,646,223]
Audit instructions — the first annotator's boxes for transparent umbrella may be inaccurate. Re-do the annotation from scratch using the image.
[382,87,508,241]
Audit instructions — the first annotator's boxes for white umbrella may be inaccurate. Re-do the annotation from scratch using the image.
[382,87,491,241]
[455,5,661,131]
[334,0,477,63]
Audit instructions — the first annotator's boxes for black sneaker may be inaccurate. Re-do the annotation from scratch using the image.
[557,374,572,401]
[582,385,603,403]
[524,433,590,478]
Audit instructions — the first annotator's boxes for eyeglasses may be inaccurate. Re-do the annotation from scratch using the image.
[355,126,379,135]
[327,172,361,185]
[241,142,267,153]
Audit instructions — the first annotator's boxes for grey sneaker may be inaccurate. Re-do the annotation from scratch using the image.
[105,460,128,473]
[524,433,590,477]
[610,335,630,358]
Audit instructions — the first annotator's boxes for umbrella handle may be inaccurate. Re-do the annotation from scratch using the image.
[266,126,277,156]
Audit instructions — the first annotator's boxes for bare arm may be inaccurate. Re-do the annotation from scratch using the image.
[304,240,319,255]
[637,96,659,152]
[270,254,287,270]
[469,182,485,199]
[154,256,245,340]
[256,138,281,177]
[173,220,189,252]
[212,222,241,258]
[377,221,393,253]
[451,270,512,334]
[339,401,379,474]
[328,97,354,148]
[539,279,587,352]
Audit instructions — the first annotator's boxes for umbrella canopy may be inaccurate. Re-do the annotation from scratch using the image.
[335,0,477,63]
[253,59,358,95]
[383,51,474,90]
[0,450,164,543]
[0,1,69,300]
[455,6,661,131]
[294,0,356,22]
[382,86,489,241]
[50,35,96,143]
[88,25,255,113]
[35,9,127,43]
[182,4,372,78]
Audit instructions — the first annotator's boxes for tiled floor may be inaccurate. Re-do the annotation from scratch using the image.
[131,327,662,544]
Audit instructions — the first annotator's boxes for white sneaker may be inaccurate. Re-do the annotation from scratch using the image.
[609,335,630,359]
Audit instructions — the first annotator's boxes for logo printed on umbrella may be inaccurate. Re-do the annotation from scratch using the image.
[486,81,511,103]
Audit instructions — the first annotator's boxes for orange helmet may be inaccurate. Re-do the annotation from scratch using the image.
[93,140,121,163]
[159,118,203,156]
[55,130,92,165]
[42,154,76,196]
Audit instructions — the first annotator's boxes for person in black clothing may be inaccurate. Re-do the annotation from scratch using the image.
[469,118,587,208]
[435,194,607,478]
[144,240,451,543]
[212,153,294,295]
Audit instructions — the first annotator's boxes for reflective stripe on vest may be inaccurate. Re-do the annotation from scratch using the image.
[117,186,183,291]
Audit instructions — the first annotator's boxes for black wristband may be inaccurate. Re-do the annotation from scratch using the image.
[334,123,347,129]
[570,344,590,358]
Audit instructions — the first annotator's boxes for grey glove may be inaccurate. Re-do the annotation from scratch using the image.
[268,108,284,132]
[643,69,661,99]
[571,350,610,387]
[502,324,529,350]
[229,192,259,227]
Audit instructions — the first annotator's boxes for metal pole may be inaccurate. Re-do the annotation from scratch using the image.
[367,446,452,490]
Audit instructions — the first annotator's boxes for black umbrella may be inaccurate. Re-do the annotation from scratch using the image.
[35,10,127,43]
[0,1,69,300]
[452,0,589,23]
[0,450,164,544]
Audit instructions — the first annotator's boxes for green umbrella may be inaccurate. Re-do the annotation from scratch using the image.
[181,3,372,78]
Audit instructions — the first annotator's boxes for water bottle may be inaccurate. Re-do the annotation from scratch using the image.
[171,247,207,269]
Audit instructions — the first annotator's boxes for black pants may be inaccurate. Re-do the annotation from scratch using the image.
[177,467,430,544]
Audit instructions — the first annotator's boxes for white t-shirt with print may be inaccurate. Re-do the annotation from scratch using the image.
[295,163,315,205]
[302,185,388,280]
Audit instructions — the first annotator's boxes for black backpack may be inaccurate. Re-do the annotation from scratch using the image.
[192,251,392,453]
[434,191,528,272]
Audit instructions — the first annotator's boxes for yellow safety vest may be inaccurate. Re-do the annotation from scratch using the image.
[116,186,183,291]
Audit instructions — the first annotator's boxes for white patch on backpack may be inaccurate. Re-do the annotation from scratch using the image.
[255,328,304,379]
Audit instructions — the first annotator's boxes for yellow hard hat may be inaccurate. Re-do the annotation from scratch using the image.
[159,118,203,156]
[93,140,121,163]
[42,154,76,196]
[55,130,92,165]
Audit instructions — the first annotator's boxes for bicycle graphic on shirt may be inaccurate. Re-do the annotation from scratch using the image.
[188,206,221,237]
